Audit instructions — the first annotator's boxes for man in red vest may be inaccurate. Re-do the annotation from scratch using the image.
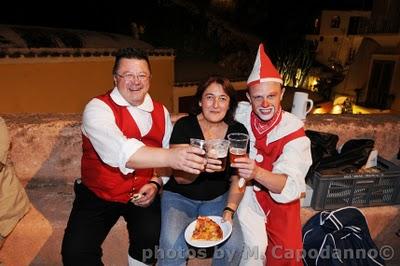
[233,43,312,266]
[61,48,206,266]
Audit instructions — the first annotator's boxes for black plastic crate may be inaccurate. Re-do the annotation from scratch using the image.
[310,157,400,210]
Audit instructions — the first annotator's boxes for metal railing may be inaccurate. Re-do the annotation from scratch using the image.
[354,18,400,34]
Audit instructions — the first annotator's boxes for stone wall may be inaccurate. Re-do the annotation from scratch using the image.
[306,114,400,164]
[3,113,399,183]
[0,113,399,265]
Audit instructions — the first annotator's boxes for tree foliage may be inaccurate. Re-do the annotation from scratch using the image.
[267,40,315,88]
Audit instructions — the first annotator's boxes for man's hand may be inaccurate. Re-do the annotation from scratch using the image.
[232,157,288,194]
[168,146,206,174]
[131,183,158,207]
[231,157,259,181]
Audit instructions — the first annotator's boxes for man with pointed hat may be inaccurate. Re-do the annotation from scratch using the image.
[234,43,312,265]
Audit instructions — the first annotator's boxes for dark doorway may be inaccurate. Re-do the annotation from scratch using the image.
[348,16,361,35]
[365,60,395,109]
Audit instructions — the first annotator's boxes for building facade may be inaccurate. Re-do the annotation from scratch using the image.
[0,25,175,113]
[306,0,400,112]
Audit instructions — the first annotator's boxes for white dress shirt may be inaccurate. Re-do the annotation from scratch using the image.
[82,87,172,175]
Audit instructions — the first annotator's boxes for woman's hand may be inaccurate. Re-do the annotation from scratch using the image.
[222,209,234,224]
[205,151,222,173]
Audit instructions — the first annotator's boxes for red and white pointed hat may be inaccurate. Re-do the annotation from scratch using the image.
[247,43,283,87]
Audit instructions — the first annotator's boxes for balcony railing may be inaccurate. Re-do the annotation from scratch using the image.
[351,18,400,34]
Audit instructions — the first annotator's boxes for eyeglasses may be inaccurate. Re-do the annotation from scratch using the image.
[116,72,150,82]
[202,94,229,103]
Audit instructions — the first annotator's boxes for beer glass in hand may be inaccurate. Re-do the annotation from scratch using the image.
[227,133,249,188]
[205,139,230,172]
[190,138,206,171]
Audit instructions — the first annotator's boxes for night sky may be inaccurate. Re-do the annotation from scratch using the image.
[0,0,373,57]
[1,0,373,34]
[0,0,375,85]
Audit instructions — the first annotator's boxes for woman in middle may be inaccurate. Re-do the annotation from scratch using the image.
[158,76,248,266]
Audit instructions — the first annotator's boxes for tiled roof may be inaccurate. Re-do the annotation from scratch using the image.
[0,48,175,58]
[0,24,175,57]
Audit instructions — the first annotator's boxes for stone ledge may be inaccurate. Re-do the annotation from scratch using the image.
[2,113,399,182]
[2,113,82,182]
[306,113,400,164]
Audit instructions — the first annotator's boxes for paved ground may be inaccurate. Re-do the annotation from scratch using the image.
[0,179,212,265]
[1,178,399,265]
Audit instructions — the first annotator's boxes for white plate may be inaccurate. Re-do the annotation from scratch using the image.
[184,216,232,248]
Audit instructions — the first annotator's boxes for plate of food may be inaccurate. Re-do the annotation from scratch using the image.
[184,216,232,248]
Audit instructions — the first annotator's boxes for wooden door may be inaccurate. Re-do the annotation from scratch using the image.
[366,60,394,109]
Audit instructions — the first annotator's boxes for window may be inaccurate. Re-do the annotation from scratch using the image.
[348,16,361,35]
[366,60,395,109]
[313,18,320,34]
[331,16,341,28]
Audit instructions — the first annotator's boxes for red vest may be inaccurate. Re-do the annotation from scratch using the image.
[253,126,305,266]
[81,92,165,203]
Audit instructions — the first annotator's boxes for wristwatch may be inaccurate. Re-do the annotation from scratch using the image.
[149,180,162,192]
[223,206,236,217]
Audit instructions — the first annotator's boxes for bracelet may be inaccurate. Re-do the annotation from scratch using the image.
[223,206,236,217]
[149,180,162,192]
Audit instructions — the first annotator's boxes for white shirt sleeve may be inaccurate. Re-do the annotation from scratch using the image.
[162,106,172,149]
[234,101,252,128]
[160,107,173,185]
[269,136,312,203]
[234,101,257,158]
[82,93,172,177]
[82,98,146,175]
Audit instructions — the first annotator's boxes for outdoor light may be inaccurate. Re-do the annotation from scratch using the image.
[331,104,343,114]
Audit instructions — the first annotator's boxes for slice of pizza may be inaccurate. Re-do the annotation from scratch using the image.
[191,216,223,241]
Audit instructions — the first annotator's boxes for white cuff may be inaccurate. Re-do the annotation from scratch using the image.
[128,255,149,266]
[119,139,145,175]
[269,167,304,203]
[161,176,170,185]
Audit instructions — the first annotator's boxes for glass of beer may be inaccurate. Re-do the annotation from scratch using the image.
[205,139,230,172]
[190,138,206,171]
[190,138,206,150]
[228,133,249,188]
[227,133,249,164]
